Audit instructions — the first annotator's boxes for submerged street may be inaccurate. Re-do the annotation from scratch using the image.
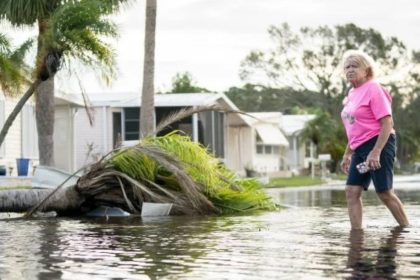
[0,176,419,279]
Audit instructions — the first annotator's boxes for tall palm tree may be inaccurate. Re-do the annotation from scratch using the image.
[140,0,157,137]
[0,0,128,165]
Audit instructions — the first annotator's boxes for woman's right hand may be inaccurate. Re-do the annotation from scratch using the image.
[340,155,352,175]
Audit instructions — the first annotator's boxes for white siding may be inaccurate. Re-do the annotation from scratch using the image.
[54,106,73,172]
[1,100,23,175]
[225,125,252,175]
[104,107,115,152]
[253,156,280,173]
[74,107,105,170]
[21,104,39,159]
[285,135,308,171]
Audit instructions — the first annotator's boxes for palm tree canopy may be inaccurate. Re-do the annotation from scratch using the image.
[0,0,129,25]
[0,0,61,25]
[45,0,122,81]
[0,0,130,81]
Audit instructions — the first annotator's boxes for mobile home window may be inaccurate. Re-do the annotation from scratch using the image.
[256,144,280,155]
[123,108,140,140]
[264,145,272,154]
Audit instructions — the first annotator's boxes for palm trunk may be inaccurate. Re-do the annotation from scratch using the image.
[140,0,157,137]
[0,187,83,214]
[0,80,40,147]
[35,78,55,166]
[36,19,55,166]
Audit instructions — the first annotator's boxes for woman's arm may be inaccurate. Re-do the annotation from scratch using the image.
[366,115,393,170]
[341,144,353,174]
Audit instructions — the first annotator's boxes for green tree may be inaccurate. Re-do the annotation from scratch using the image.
[0,0,127,166]
[240,23,416,118]
[140,0,157,137]
[170,72,210,93]
[391,81,420,168]
[300,109,346,172]
[225,83,321,112]
[240,23,420,167]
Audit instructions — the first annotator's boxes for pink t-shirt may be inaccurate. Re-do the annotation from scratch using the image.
[341,80,394,150]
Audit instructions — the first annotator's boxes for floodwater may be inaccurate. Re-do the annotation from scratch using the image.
[1,181,420,279]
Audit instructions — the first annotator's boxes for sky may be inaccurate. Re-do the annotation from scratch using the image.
[5,0,420,94]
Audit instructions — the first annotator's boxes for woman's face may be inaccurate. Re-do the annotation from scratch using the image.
[344,59,368,85]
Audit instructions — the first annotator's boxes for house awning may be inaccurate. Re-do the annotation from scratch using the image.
[255,124,289,147]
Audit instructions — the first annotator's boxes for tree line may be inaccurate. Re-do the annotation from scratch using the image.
[168,24,420,172]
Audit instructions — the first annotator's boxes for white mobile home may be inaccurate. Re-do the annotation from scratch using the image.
[54,92,250,173]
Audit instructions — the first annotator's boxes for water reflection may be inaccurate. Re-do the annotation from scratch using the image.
[346,227,404,279]
[44,216,221,279]
[0,187,419,279]
[37,219,64,279]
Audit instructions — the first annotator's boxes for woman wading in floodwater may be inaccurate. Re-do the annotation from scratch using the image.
[340,50,409,230]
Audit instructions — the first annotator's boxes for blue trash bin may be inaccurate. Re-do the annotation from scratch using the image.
[16,158,30,176]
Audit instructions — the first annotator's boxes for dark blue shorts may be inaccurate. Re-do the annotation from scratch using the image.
[346,134,396,193]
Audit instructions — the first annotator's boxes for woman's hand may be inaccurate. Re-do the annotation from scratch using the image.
[366,149,381,170]
[341,154,352,175]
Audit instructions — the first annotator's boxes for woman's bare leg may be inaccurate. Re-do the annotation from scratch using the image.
[377,189,409,226]
[345,186,364,229]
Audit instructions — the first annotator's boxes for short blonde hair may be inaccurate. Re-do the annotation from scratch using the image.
[342,50,376,79]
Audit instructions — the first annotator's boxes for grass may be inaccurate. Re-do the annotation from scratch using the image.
[331,174,347,180]
[265,176,324,188]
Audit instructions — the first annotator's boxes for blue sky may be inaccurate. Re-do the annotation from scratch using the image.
[4,0,420,94]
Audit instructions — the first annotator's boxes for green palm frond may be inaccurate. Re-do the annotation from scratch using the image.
[10,38,33,64]
[0,0,59,25]
[147,134,275,213]
[0,33,11,52]
[112,148,158,182]
[2,0,127,84]
[145,133,223,195]
[110,143,217,214]
[212,178,277,213]
[0,33,32,94]
[45,0,119,83]
[106,133,275,214]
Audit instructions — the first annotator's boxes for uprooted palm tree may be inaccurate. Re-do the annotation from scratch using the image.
[0,0,129,165]
[0,106,276,216]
